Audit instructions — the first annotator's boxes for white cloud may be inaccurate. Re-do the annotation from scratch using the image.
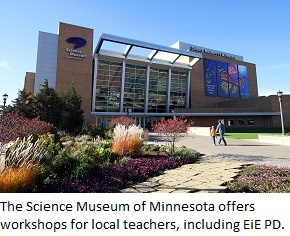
[0,61,13,71]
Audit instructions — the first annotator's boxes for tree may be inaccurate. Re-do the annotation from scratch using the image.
[35,80,63,128]
[8,81,84,133]
[59,86,84,134]
[8,89,38,119]
[153,117,188,154]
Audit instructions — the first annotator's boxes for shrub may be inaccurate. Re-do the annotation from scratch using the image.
[109,117,137,128]
[51,145,94,180]
[111,125,143,157]
[0,111,54,144]
[104,129,114,140]
[172,145,201,164]
[0,166,38,192]
[81,124,106,138]
[153,117,188,154]
[50,141,117,180]
[60,135,75,142]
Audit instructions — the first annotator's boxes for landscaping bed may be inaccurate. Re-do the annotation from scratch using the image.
[225,164,290,193]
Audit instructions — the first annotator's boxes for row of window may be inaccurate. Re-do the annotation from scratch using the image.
[95,59,188,113]
[227,119,255,126]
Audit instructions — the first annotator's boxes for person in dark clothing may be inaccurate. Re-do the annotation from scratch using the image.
[216,119,227,145]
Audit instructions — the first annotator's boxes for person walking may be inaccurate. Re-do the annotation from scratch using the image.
[216,119,227,145]
[210,126,217,146]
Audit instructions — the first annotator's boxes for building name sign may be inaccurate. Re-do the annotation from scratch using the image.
[65,37,87,60]
[65,48,87,60]
[189,46,236,60]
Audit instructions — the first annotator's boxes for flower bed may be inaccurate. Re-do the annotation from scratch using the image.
[226,164,290,193]
[33,157,185,193]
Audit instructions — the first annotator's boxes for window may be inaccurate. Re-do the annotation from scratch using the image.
[228,119,234,126]
[247,119,255,126]
[237,119,244,126]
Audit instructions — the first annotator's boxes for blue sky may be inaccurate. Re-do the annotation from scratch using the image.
[1,0,290,105]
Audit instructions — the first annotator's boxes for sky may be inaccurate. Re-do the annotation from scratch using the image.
[1,0,290,105]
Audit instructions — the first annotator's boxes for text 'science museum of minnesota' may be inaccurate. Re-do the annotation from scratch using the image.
[24,22,290,129]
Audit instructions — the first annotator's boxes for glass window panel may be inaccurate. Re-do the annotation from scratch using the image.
[170,70,187,111]
[95,60,122,112]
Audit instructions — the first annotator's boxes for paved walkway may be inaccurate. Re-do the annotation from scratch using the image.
[121,133,290,193]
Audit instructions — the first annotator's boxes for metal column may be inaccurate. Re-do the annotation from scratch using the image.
[120,60,126,112]
[145,64,150,113]
[186,70,191,109]
[166,68,172,113]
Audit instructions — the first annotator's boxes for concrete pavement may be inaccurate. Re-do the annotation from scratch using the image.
[121,133,290,193]
[177,134,290,167]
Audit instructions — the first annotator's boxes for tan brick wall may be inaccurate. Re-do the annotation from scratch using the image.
[24,72,35,94]
[215,95,290,128]
[187,116,265,128]
[55,22,93,124]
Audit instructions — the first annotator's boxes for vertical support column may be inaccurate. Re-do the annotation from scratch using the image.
[144,64,150,113]
[166,68,172,113]
[120,60,126,112]
[186,70,191,109]
[91,55,98,112]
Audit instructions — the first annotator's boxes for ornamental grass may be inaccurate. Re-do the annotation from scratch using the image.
[0,166,38,192]
[111,124,143,157]
[0,136,46,193]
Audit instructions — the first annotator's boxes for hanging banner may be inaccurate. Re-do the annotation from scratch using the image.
[228,63,240,98]
[238,65,249,98]
[203,59,217,96]
[216,61,229,98]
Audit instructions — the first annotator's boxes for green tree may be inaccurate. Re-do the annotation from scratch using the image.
[35,80,63,128]
[59,86,84,134]
[8,89,38,119]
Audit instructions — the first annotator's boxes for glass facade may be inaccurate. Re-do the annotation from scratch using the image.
[95,60,122,112]
[124,64,146,113]
[148,67,168,113]
[170,70,187,111]
[93,58,189,115]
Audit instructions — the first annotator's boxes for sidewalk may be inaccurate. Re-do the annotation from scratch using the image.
[121,133,290,193]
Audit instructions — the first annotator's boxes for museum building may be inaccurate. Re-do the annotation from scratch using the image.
[24,22,289,129]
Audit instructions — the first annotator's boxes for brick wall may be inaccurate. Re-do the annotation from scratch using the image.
[55,22,94,124]
[24,72,35,94]
[190,54,258,108]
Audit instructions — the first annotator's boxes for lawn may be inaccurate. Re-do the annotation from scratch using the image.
[225,133,259,139]
[224,128,284,139]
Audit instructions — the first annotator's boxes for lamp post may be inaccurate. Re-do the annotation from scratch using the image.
[2,93,8,115]
[277,90,285,135]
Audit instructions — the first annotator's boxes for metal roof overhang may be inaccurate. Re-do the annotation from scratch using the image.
[94,33,202,66]
[91,112,281,117]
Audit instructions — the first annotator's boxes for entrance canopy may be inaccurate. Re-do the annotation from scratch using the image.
[94,33,202,67]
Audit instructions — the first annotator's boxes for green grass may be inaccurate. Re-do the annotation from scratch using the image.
[223,128,287,139]
[224,133,259,139]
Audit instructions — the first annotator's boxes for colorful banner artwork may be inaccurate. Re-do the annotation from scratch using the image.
[216,61,229,97]
[228,63,240,98]
[203,59,217,96]
[238,65,249,98]
[203,59,249,99]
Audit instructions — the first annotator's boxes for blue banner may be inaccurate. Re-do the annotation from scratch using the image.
[204,59,217,96]
[238,65,249,98]
[216,61,229,97]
